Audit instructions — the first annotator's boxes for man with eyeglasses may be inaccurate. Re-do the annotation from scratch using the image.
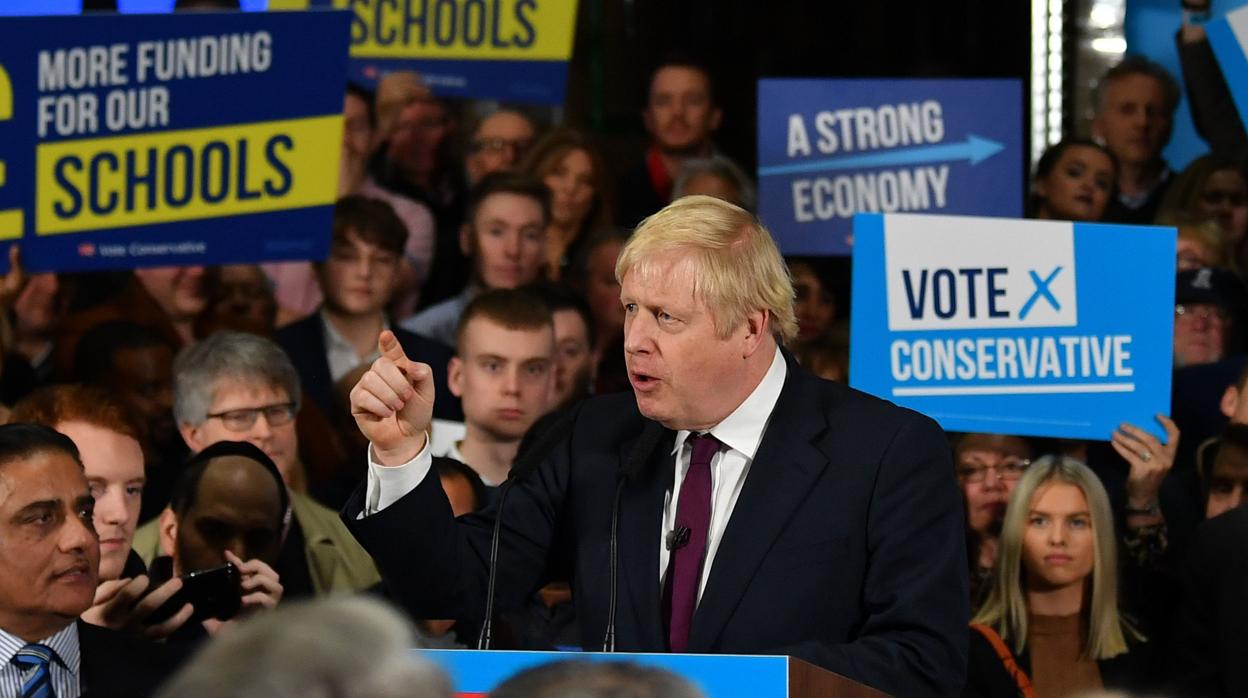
[1174,267,1240,368]
[132,331,379,601]
[465,109,537,187]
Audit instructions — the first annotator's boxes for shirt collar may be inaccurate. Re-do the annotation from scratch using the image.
[0,623,80,676]
[320,308,391,354]
[671,346,787,460]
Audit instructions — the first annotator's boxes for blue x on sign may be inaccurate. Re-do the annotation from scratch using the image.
[849,213,1177,441]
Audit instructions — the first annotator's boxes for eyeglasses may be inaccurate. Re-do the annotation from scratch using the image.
[470,137,534,156]
[956,458,1031,483]
[1175,304,1230,326]
[206,403,297,432]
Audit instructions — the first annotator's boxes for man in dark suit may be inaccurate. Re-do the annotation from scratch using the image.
[1170,502,1248,697]
[0,423,177,697]
[276,195,458,424]
[343,196,968,695]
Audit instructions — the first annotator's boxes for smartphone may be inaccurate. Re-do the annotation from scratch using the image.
[145,562,242,625]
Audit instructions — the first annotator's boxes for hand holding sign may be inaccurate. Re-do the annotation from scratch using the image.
[1113,414,1180,512]
[350,331,435,466]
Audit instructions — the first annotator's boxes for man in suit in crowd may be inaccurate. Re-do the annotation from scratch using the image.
[343,195,968,695]
[0,423,177,696]
[1170,503,1248,696]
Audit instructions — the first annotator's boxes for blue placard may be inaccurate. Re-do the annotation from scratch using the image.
[419,649,791,697]
[1206,6,1248,133]
[849,213,1176,441]
[757,79,1023,256]
[296,0,578,105]
[0,10,349,272]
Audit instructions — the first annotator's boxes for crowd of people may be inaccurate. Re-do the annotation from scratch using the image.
[0,0,1247,695]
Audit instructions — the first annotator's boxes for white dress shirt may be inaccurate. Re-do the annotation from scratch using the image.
[322,310,389,383]
[363,347,788,604]
[0,623,81,698]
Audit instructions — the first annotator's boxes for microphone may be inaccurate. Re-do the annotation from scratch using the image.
[603,419,665,652]
[477,407,579,650]
[665,526,691,551]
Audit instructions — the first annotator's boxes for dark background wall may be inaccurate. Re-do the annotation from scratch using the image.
[561,0,1034,179]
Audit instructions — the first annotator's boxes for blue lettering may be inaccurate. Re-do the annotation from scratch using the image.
[236,139,262,201]
[264,135,293,197]
[125,148,157,212]
[902,269,927,319]
[513,0,536,47]
[932,269,956,319]
[462,0,486,47]
[490,0,509,47]
[378,0,400,46]
[987,267,1008,318]
[958,268,982,318]
[433,0,457,47]
[88,152,119,215]
[53,156,83,219]
[348,0,369,45]
[201,141,230,204]
[400,0,424,46]
[164,145,194,207]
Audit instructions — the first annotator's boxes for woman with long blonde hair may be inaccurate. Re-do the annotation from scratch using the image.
[964,456,1155,697]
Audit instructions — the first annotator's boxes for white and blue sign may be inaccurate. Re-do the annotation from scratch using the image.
[1206,5,1248,132]
[757,79,1023,256]
[850,213,1176,441]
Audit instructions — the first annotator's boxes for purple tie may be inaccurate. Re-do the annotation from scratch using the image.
[663,433,719,653]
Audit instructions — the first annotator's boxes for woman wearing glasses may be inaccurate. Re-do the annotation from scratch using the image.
[963,456,1158,697]
[954,433,1035,608]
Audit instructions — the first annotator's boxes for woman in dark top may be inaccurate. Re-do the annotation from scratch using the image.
[964,456,1155,697]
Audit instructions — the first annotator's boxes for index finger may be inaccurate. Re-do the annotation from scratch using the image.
[378,330,408,365]
[1157,413,1180,445]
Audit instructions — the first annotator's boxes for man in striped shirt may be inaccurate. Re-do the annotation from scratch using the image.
[0,424,177,697]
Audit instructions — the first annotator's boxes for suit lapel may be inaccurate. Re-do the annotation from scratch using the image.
[687,361,833,651]
[617,427,674,650]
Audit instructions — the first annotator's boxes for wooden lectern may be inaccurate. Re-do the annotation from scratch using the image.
[419,649,892,697]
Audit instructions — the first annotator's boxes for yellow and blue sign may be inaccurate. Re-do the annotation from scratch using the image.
[757,79,1023,256]
[850,213,1176,441]
[289,0,578,104]
[0,10,349,272]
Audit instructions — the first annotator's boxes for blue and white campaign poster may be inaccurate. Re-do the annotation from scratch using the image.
[0,11,350,272]
[757,79,1023,256]
[1207,5,1248,132]
[849,213,1176,441]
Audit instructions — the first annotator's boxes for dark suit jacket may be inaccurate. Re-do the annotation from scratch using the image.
[1169,505,1248,697]
[79,620,185,697]
[343,353,969,695]
[276,311,461,421]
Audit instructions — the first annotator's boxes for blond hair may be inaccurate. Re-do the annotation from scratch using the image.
[973,455,1141,659]
[615,195,797,342]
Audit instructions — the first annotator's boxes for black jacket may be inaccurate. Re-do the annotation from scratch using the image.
[276,310,460,421]
[343,352,970,695]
